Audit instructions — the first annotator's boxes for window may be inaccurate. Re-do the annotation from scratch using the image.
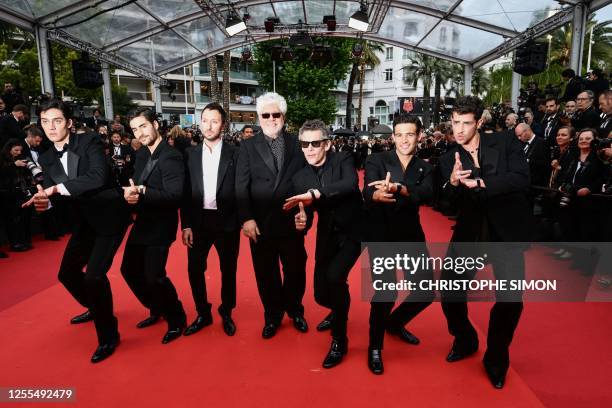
[384,68,393,82]
[402,49,414,60]
[403,21,418,38]
[439,27,448,44]
[385,47,393,61]
[374,100,389,125]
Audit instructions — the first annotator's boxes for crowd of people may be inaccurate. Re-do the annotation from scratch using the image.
[0,72,610,387]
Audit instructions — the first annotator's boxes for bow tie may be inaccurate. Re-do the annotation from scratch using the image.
[56,144,69,158]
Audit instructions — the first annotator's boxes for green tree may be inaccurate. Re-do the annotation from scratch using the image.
[345,40,383,130]
[252,39,354,129]
[483,64,513,106]
[208,55,220,103]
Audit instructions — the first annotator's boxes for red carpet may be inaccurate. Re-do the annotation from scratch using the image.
[0,206,610,407]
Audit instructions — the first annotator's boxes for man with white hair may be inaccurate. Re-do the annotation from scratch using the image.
[235,92,308,339]
[505,113,518,131]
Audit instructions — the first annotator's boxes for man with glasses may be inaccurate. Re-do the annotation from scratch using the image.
[235,92,308,339]
[572,90,601,132]
[362,114,435,374]
[283,119,364,368]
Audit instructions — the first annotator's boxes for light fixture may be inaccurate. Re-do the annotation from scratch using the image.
[241,47,252,62]
[226,12,247,36]
[352,42,363,58]
[288,30,313,47]
[323,15,336,31]
[311,45,333,64]
[280,46,294,61]
[265,17,280,33]
[349,2,369,32]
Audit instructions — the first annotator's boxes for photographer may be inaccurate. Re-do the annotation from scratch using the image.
[107,130,134,186]
[0,139,34,252]
[557,129,606,253]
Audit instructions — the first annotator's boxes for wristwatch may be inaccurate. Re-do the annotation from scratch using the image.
[308,189,316,200]
[137,185,145,194]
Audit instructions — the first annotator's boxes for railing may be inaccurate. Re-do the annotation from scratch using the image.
[128,91,152,101]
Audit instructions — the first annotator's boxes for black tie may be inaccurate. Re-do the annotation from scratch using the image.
[56,144,69,158]
[270,138,282,172]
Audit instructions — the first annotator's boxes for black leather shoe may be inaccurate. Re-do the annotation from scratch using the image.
[387,326,420,345]
[446,347,477,363]
[484,363,506,389]
[368,348,384,375]
[70,310,93,324]
[91,337,119,363]
[136,314,161,328]
[162,326,185,344]
[316,312,334,332]
[291,315,308,333]
[262,323,278,339]
[183,315,213,336]
[221,315,236,336]
[323,337,348,368]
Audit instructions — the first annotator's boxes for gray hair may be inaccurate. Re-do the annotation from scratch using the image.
[299,119,330,139]
[578,90,595,100]
[256,92,288,116]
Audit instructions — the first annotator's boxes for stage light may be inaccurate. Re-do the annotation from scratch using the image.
[323,15,336,31]
[265,17,279,33]
[280,46,294,61]
[349,3,369,32]
[241,48,252,62]
[310,45,333,64]
[288,31,313,47]
[226,12,246,36]
[352,42,363,58]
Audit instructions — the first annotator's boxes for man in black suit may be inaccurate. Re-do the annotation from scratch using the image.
[120,107,187,344]
[598,90,612,139]
[0,104,28,149]
[516,123,549,187]
[284,120,364,368]
[22,99,130,363]
[108,130,134,186]
[84,108,107,131]
[235,92,308,339]
[561,69,585,103]
[541,97,562,147]
[180,103,240,337]
[363,115,435,374]
[572,90,601,131]
[438,96,532,389]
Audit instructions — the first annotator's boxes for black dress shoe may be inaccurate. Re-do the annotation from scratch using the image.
[484,363,506,389]
[323,337,348,368]
[446,346,477,363]
[70,310,93,324]
[91,337,120,363]
[162,326,185,344]
[387,326,420,345]
[262,323,278,339]
[368,348,384,375]
[136,314,160,329]
[316,312,335,332]
[183,315,213,336]
[291,315,309,333]
[221,315,236,336]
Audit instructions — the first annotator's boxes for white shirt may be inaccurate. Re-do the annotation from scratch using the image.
[26,141,39,164]
[113,144,122,156]
[202,141,222,210]
[55,145,71,196]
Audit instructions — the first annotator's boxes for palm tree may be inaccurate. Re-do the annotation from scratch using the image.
[471,67,491,97]
[222,51,231,130]
[403,53,450,128]
[208,55,220,103]
[345,40,383,130]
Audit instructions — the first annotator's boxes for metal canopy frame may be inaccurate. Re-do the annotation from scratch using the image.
[0,0,609,83]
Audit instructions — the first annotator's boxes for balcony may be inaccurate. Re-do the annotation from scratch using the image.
[128,91,152,101]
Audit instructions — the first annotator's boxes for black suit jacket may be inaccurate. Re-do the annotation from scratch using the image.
[541,113,562,146]
[363,150,433,242]
[598,114,612,139]
[525,136,550,187]
[84,117,107,130]
[109,144,133,159]
[572,106,601,131]
[291,152,364,260]
[235,131,306,238]
[181,142,239,232]
[562,151,606,193]
[38,132,130,236]
[439,132,532,242]
[0,114,25,149]
[127,141,184,246]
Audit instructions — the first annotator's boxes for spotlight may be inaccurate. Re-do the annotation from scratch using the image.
[271,44,283,61]
[241,48,252,62]
[288,30,313,47]
[265,17,280,33]
[310,45,333,64]
[323,15,336,31]
[349,3,369,32]
[352,43,363,58]
[280,46,294,61]
[226,12,246,36]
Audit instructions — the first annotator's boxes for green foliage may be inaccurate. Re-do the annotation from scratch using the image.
[252,39,354,128]
[484,64,513,106]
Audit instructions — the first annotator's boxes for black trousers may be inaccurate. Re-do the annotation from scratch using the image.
[121,244,186,328]
[314,237,361,339]
[249,234,307,325]
[57,221,127,344]
[441,246,524,375]
[368,244,434,349]
[187,211,240,317]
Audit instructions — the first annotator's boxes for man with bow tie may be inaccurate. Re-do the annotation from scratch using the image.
[22,98,131,363]
[541,97,562,147]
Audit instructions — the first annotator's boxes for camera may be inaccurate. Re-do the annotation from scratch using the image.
[17,155,44,183]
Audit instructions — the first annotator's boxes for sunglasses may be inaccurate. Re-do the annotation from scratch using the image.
[261,112,282,119]
[299,139,328,148]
